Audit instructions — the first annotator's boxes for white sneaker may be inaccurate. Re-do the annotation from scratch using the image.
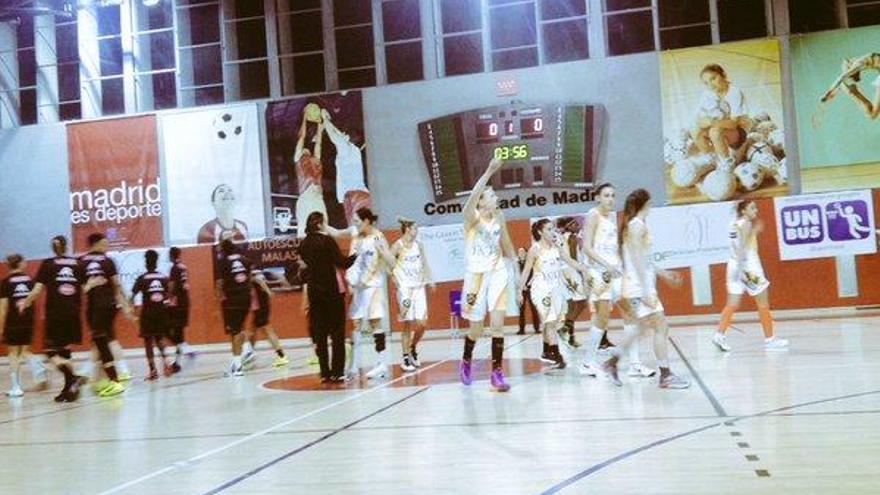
[365,362,388,380]
[400,355,416,372]
[577,362,598,377]
[764,337,789,350]
[6,388,24,398]
[627,363,657,378]
[242,350,256,367]
[227,362,244,377]
[712,332,731,352]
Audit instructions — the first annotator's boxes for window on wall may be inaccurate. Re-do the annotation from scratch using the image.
[790,0,840,33]
[717,0,767,42]
[440,0,484,76]
[603,0,655,56]
[489,0,538,71]
[846,0,880,28]
[224,0,270,101]
[55,16,82,121]
[382,0,423,84]
[540,0,589,64]
[94,4,125,116]
[15,16,38,125]
[334,0,375,89]
[176,0,224,107]
[276,0,326,95]
[133,0,176,111]
[658,0,711,50]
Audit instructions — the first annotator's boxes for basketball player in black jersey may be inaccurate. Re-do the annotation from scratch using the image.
[216,239,252,376]
[80,233,132,397]
[131,250,178,380]
[22,236,90,402]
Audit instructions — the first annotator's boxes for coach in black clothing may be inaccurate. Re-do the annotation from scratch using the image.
[298,211,356,383]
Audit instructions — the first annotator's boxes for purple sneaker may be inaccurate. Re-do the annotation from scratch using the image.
[490,367,510,392]
[459,360,473,386]
[602,357,622,387]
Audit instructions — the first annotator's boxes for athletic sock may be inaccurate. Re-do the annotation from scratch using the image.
[624,324,640,364]
[542,342,550,355]
[659,367,671,379]
[463,337,476,362]
[104,364,119,382]
[58,363,75,388]
[10,369,21,391]
[491,337,504,370]
[549,345,561,361]
[28,357,47,382]
[374,333,386,353]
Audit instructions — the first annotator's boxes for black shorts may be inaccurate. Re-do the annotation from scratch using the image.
[252,307,270,328]
[3,325,33,346]
[44,313,82,348]
[87,306,117,340]
[224,307,248,335]
[169,306,189,328]
[139,310,169,338]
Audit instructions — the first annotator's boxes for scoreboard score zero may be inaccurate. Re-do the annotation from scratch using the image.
[418,102,602,203]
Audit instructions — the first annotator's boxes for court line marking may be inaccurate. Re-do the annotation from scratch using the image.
[20,405,880,448]
[538,388,880,494]
[669,336,728,417]
[202,387,431,495]
[95,333,535,495]
[0,357,307,428]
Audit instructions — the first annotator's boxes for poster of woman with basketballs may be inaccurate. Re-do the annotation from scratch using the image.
[266,91,370,237]
[660,38,789,205]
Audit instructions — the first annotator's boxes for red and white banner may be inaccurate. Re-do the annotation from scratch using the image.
[67,116,163,252]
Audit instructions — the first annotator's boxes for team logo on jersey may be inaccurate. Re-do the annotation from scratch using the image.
[466,293,477,306]
[58,283,76,296]
[402,299,412,308]
[13,284,30,297]
[58,267,76,281]
[542,296,551,307]
[235,273,247,283]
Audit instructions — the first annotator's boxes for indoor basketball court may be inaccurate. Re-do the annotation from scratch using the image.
[1,1,880,494]
[1,315,879,494]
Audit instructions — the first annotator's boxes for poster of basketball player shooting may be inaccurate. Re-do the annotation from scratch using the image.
[660,38,788,205]
[791,25,880,193]
[265,91,370,237]
[160,104,266,245]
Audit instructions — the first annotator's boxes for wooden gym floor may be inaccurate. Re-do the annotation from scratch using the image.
[0,313,879,494]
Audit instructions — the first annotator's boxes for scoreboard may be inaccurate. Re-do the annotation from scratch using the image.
[418,103,602,203]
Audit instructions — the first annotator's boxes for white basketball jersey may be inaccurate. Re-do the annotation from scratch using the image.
[532,244,563,291]
[466,216,503,273]
[393,240,424,288]
[729,217,759,263]
[347,232,385,288]
[590,208,621,267]
[622,217,656,297]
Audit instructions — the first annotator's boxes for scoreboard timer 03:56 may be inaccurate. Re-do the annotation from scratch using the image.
[418,102,603,203]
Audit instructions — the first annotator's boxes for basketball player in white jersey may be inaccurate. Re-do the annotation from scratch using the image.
[556,217,587,348]
[459,158,516,392]
[712,200,788,351]
[600,189,690,389]
[518,219,591,370]
[346,207,395,380]
[578,183,623,377]
[391,217,434,372]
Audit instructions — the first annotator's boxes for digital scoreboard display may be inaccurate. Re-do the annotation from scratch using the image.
[418,103,602,202]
